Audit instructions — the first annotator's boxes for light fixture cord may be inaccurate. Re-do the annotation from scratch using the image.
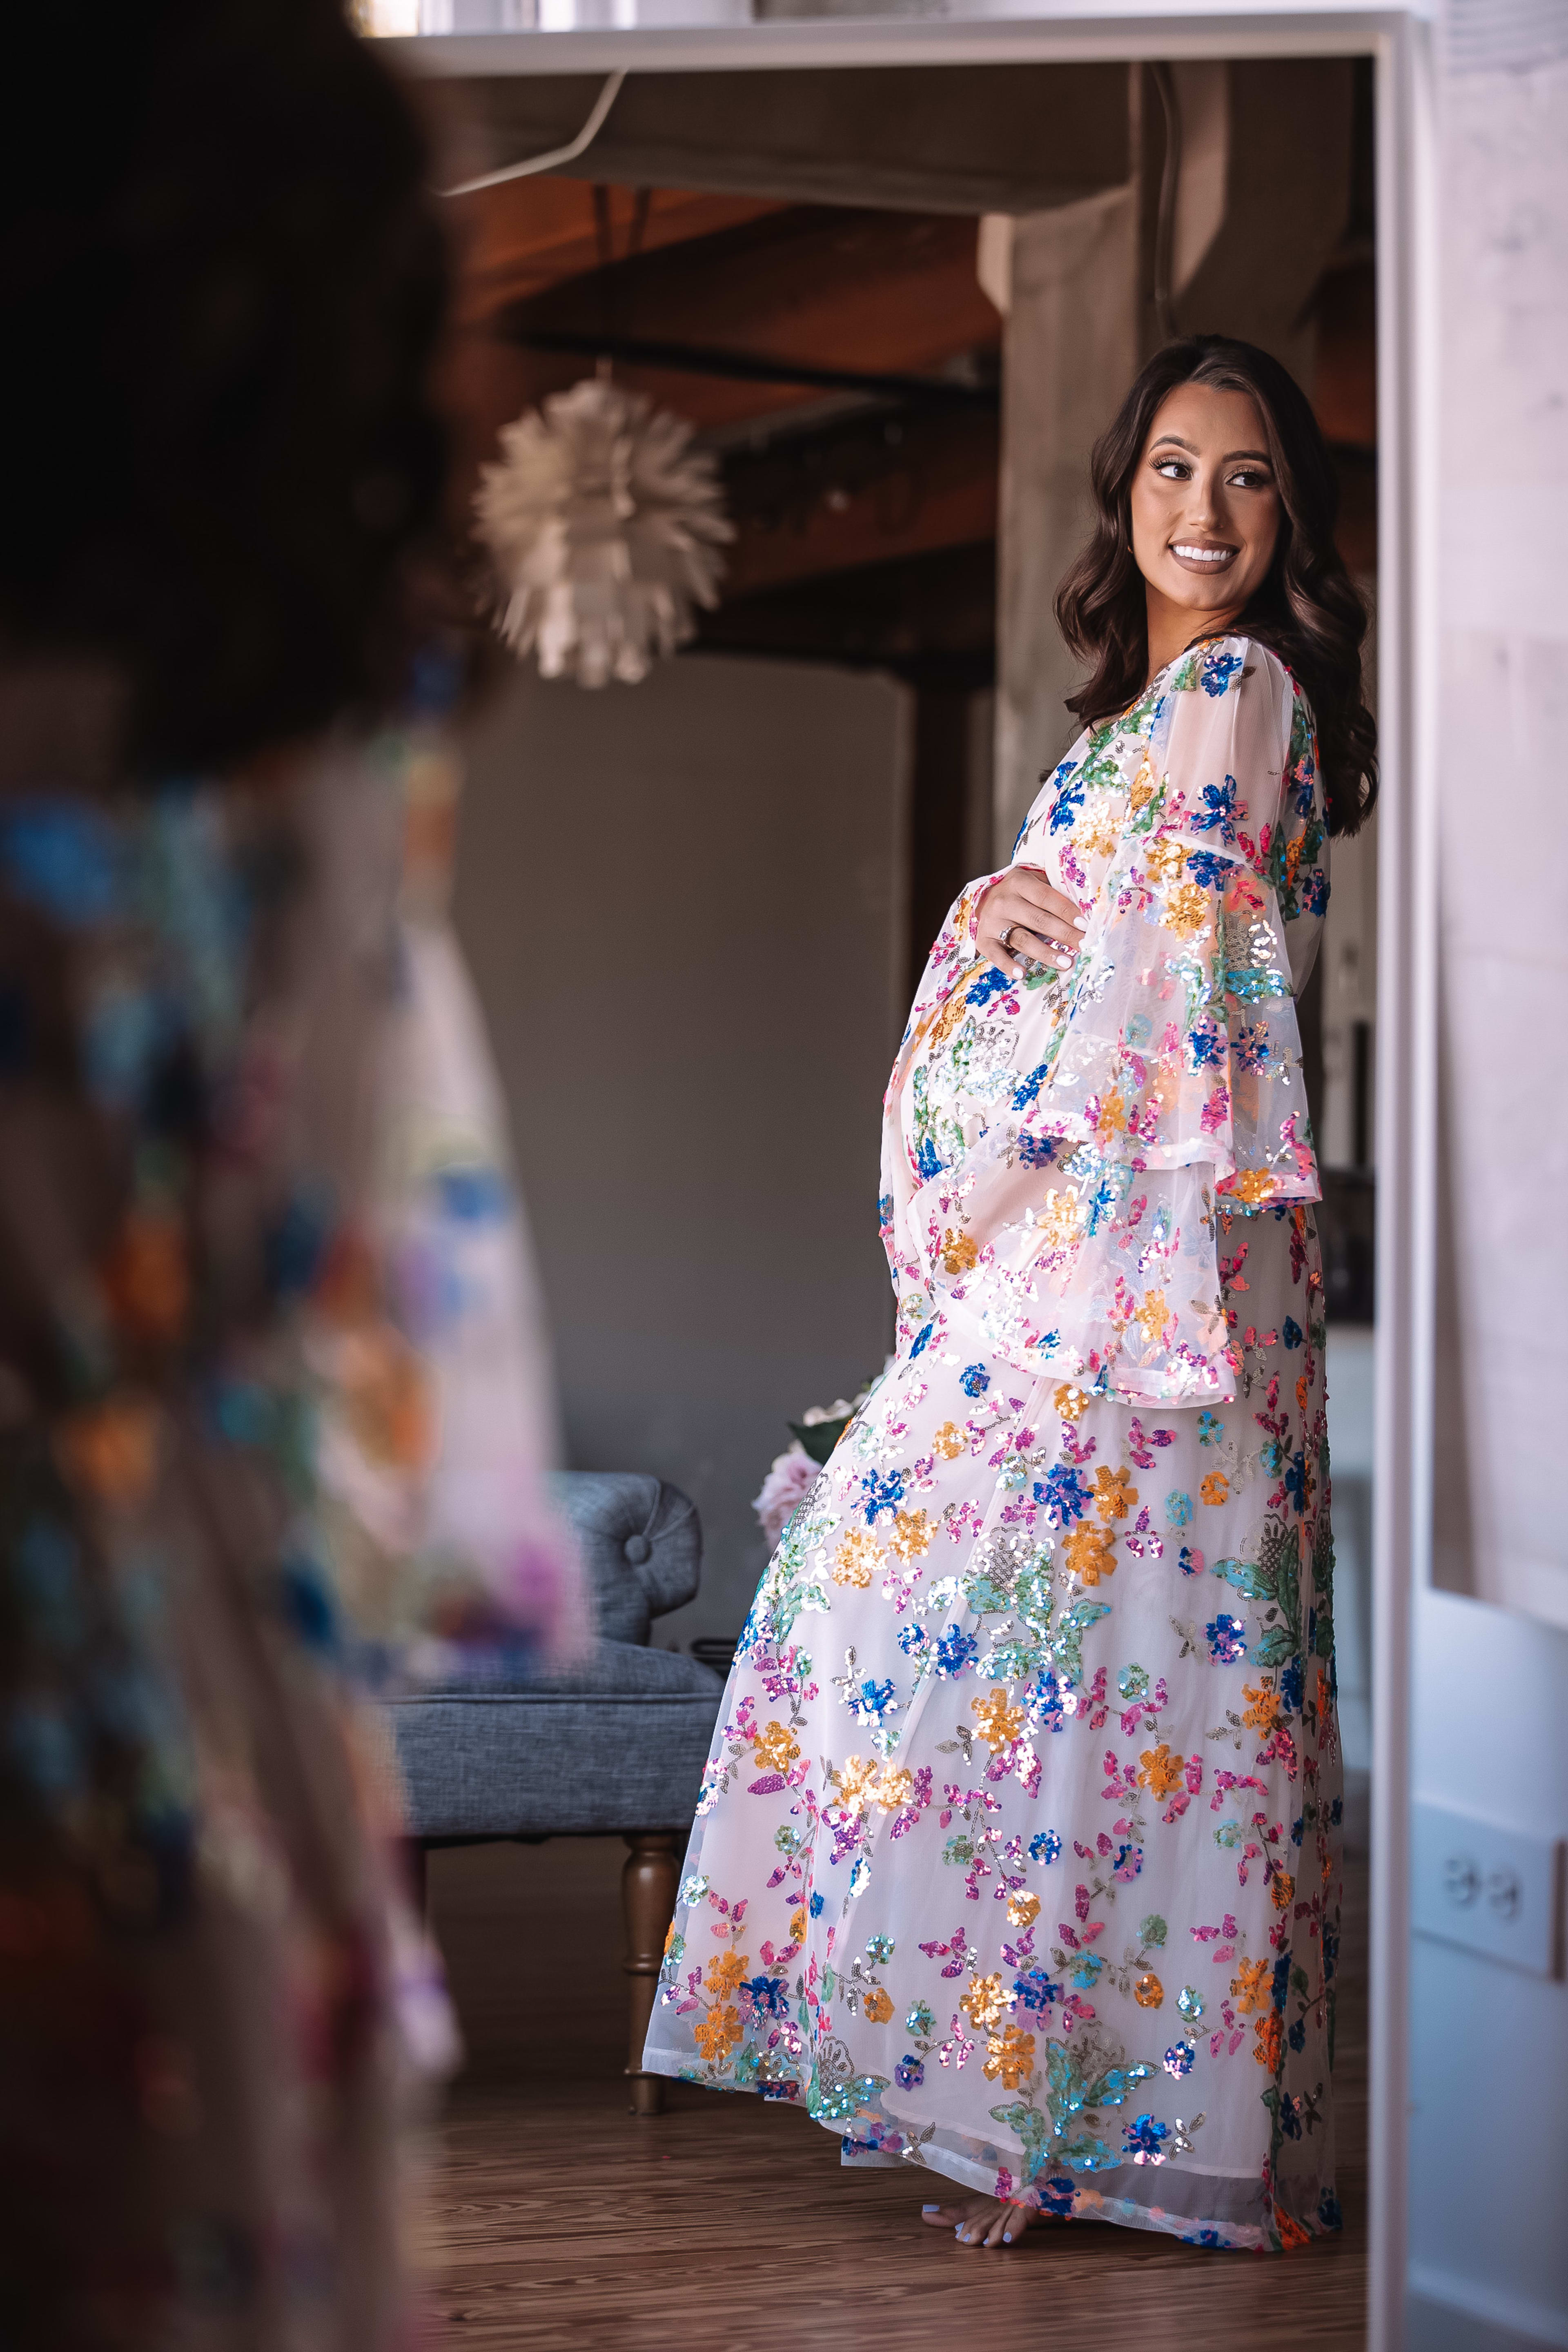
[1150,62,1182,345]
[440,71,626,198]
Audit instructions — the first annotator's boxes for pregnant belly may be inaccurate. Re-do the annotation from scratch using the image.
[899,960,1071,1181]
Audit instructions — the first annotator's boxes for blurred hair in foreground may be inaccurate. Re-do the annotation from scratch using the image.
[0,0,448,773]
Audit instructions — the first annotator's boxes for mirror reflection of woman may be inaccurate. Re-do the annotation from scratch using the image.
[646,336,1376,2254]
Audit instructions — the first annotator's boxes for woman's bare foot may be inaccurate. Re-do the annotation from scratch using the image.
[920,2195,1042,2248]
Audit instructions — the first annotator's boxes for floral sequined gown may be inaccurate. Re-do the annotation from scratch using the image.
[645,636,1343,2252]
[0,723,579,2346]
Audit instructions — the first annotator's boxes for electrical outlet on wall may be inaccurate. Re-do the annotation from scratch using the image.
[1411,1800,1565,1978]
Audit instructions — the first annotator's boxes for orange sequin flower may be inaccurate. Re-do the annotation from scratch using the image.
[1231,1958,1270,2014]
[1138,1743,1185,1799]
[959,1971,1007,2030]
[1242,1682,1284,1733]
[1094,1464,1138,1523]
[972,1690,1025,1751]
[753,1721,800,1775]
[695,2005,742,2061]
[832,1531,881,1588]
[1064,1522,1117,1585]
[706,1951,748,1996]
[983,2025,1037,2090]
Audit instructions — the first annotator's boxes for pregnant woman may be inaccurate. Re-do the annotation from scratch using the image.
[645,334,1376,2255]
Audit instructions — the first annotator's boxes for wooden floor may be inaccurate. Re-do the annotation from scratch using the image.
[420,1804,1368,2350]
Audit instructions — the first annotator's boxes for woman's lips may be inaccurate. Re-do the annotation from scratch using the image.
[1169,541,1238,574]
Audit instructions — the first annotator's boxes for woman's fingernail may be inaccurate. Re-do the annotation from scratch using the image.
[1002,2232,1012,2243]
[922,2204,939,2212]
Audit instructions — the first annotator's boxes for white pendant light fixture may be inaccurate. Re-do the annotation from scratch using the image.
[473,373,734,688]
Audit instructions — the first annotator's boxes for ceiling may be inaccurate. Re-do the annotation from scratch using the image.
[441,57,1376,684]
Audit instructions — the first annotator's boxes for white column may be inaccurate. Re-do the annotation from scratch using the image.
[992,186,1138,860]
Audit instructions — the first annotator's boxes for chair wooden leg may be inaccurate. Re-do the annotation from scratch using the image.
[622,1830,679,2115]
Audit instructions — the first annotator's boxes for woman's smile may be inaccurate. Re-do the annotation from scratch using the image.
[1169,539,1239,572]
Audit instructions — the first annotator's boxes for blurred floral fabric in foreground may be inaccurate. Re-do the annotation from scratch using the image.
[0,715,580,2345]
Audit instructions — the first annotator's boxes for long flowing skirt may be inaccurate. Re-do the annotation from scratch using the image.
[644,1203,1343,2253]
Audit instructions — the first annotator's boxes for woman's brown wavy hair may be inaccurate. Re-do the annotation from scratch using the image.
[0,0,449,777]
[1054,335,1377,835]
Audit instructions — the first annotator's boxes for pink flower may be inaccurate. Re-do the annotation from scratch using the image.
[753,1445,818,1545]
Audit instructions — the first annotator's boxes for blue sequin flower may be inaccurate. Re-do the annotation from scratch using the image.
[860,1469,906,1522]
[1206,1615,1248,1665]
[744,1975,790,2018]
[1038,1462,1091,1527]
[1049,774,1087,834]
[932,1624,978,1679]
[895,2056,925,2091]
[1124,2114,1171,2165]
[966,965,1012,1009]
[1029,1827,1062,1864]
[1194,775,1240,844]
[848,1676,898,1726]
[1012,1967,1061,2013]
[960,1363,990,1399]
[1185,849,1230,887]
[1017,1132,1060,1169]
[1163,2041,1195,2079]
[1186,1016,1226,1069]
[1284,1450,1309,1514]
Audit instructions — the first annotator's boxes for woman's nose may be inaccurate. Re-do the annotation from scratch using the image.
[1183,473,1222,528]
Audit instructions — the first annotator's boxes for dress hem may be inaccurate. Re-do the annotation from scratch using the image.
[640,2044,1338,2256]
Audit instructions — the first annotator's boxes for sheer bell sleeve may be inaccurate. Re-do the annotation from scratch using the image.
[884,639,1322,1406]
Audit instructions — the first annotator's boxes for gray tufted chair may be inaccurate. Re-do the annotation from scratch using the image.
[383,1472,724,2111]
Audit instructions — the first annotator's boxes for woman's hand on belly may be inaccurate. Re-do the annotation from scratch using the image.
[975,866,1086,979]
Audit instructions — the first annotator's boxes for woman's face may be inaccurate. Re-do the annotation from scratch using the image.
[1128,382,1283,630]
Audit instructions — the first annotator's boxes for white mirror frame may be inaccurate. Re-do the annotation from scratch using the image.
[397,12,1439,2342]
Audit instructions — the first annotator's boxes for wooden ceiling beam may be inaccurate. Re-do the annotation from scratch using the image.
[450,182,785,329]
[492,205,1000,432]
[719,407,998,599]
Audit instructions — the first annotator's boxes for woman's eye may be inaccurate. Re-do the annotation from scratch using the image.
[1229,468,1272,490]
[1154,459,1189,479]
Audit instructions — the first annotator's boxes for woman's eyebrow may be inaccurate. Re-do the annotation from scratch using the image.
[1224,449,1273,464]
[1150,434,1198,452]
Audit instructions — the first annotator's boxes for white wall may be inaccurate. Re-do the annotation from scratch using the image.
[1414,31,1568,2350]
[453,652,910,1646]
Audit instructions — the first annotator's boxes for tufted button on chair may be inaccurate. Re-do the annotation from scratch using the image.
[382,1472,724,2112]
